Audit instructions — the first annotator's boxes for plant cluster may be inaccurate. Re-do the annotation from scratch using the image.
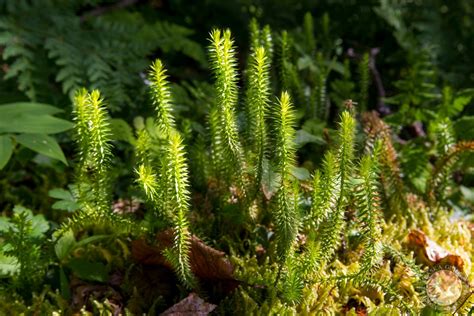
[0,7,473,316]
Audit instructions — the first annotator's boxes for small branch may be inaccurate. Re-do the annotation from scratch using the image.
[347,47,390,115]
[80,0,139,22]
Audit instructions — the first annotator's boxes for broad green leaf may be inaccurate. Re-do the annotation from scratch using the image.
[294,129,324,148]
[0,102,63,117]
[291,166,311,181]
[0,115,73,134]
[0,135,13,169]
[55,229,76,261]
[110,118,136,144]
[15,133,67,165]
[460,186,474,203]
[68,258,108,282]
[49,187,80,212]
[13,205,49,238]
[0,253,18,278]
[52,200,80,212]
[49,188,73,200]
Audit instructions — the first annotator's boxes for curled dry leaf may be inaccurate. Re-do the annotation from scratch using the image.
[161,292,216,316]
[132,229,238,291]
[407,229,464,271]
[70,277,123,315]
[112,198,141,214]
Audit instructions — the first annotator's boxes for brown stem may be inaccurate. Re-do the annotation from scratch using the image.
[369,48,389,115]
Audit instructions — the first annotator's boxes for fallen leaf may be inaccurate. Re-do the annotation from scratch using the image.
[132,229,238,291]
[70,277,123,315]
[407,229,464,271]
[161,292,216,315]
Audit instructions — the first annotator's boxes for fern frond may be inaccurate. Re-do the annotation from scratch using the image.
[149,59,176,136]
[426,141,474,208]
[362,111,411,222]
[431,118,456,156]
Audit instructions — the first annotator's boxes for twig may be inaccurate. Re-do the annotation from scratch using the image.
[369,48,390,115]
[347,47,390,115]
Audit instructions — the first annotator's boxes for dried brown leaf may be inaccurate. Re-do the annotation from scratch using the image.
[161,293,216,316]
[407,229,464,271]
[132,229,237,285]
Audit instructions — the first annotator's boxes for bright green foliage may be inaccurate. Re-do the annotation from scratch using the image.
[311,55,329,119]
[161,132,195,288]
[353,144,383,276]
[308,151,338,229]
[208,29,246,194]
[0,206,49,297]
[358,52,370,112]
[280,251,303,304]
[272,92,298,262]
[277,31,291,92]
[316,111,355,265]
[136,163,159,203]
[135,60,195,288]
[149,60,176,136]
[260,26,273,61]
[330,60,356,111]
[2,15,474,315]
[72,88,112,212]
[249,19,273,60]
[245,47,271,193]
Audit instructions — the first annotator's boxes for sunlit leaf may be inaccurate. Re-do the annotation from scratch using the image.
[15,133,67,165]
